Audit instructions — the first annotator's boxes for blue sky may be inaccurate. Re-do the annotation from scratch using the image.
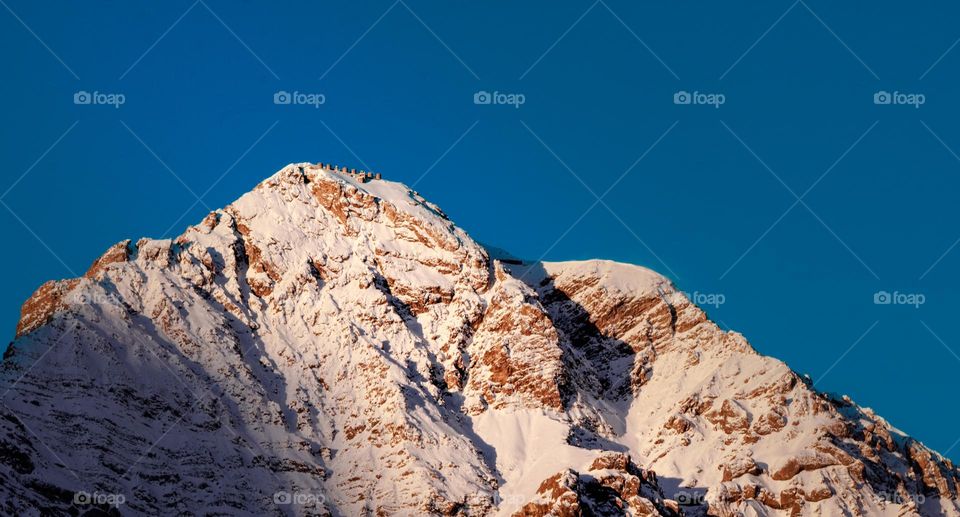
[2,1,959,456]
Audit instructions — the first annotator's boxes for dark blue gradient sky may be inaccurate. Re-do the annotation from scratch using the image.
[2,1,959,456]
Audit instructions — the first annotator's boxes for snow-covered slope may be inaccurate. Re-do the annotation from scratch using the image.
[1,163,958,516]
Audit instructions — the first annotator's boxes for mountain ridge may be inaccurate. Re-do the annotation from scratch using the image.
[1,162,957,516]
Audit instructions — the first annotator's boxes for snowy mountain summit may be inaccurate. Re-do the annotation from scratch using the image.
[2,163,958,516]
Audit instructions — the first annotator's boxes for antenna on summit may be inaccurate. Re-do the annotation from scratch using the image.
[310,161,381,183]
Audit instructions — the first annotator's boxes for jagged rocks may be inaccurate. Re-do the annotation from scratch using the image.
[514,453,682,517]
[704,399,752,435]
[85,240,132,279]
[720,455,761,482]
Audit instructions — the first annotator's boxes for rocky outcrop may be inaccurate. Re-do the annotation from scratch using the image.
[463,263,568,414]
[84,240,132,279]
[14,278,80,338]
[514,453,682,517]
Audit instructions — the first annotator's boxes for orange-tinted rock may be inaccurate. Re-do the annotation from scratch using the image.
[804,486,832,502]
[721,455,762,482]
[514,470,581,517]
[85,240,131,279]
[590,451,632,471]
[514,453,681,517]
[705,399,751,434]
[771,451,839,481]
[908,441,956,497]
[664,414,693,434]
[15,278,81,338]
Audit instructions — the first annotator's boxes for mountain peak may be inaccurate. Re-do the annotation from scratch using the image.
[2,163,958,516]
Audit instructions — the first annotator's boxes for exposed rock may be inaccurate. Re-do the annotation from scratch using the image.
[515,453,681,517]
[14,278,80,338]
[720,455,761,482]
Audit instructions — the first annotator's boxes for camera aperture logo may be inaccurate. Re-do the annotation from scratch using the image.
[873,90,924,108]
[274,90,326,108]
[74,90,125,109]
[674,90,725,108]
[473,90,526,109]
[873,290,925,308]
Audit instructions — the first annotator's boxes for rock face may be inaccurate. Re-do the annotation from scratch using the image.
[1,163,958,516]
[513,452,683,517]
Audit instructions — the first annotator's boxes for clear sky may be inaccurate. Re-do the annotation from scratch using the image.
[2,1,959,457]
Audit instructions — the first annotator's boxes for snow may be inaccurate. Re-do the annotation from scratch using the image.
[472,409,595,516]
[2,162,957,517]
[511,259,672,297]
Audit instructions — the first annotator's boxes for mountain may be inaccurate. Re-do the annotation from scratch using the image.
[1,163,958,516]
